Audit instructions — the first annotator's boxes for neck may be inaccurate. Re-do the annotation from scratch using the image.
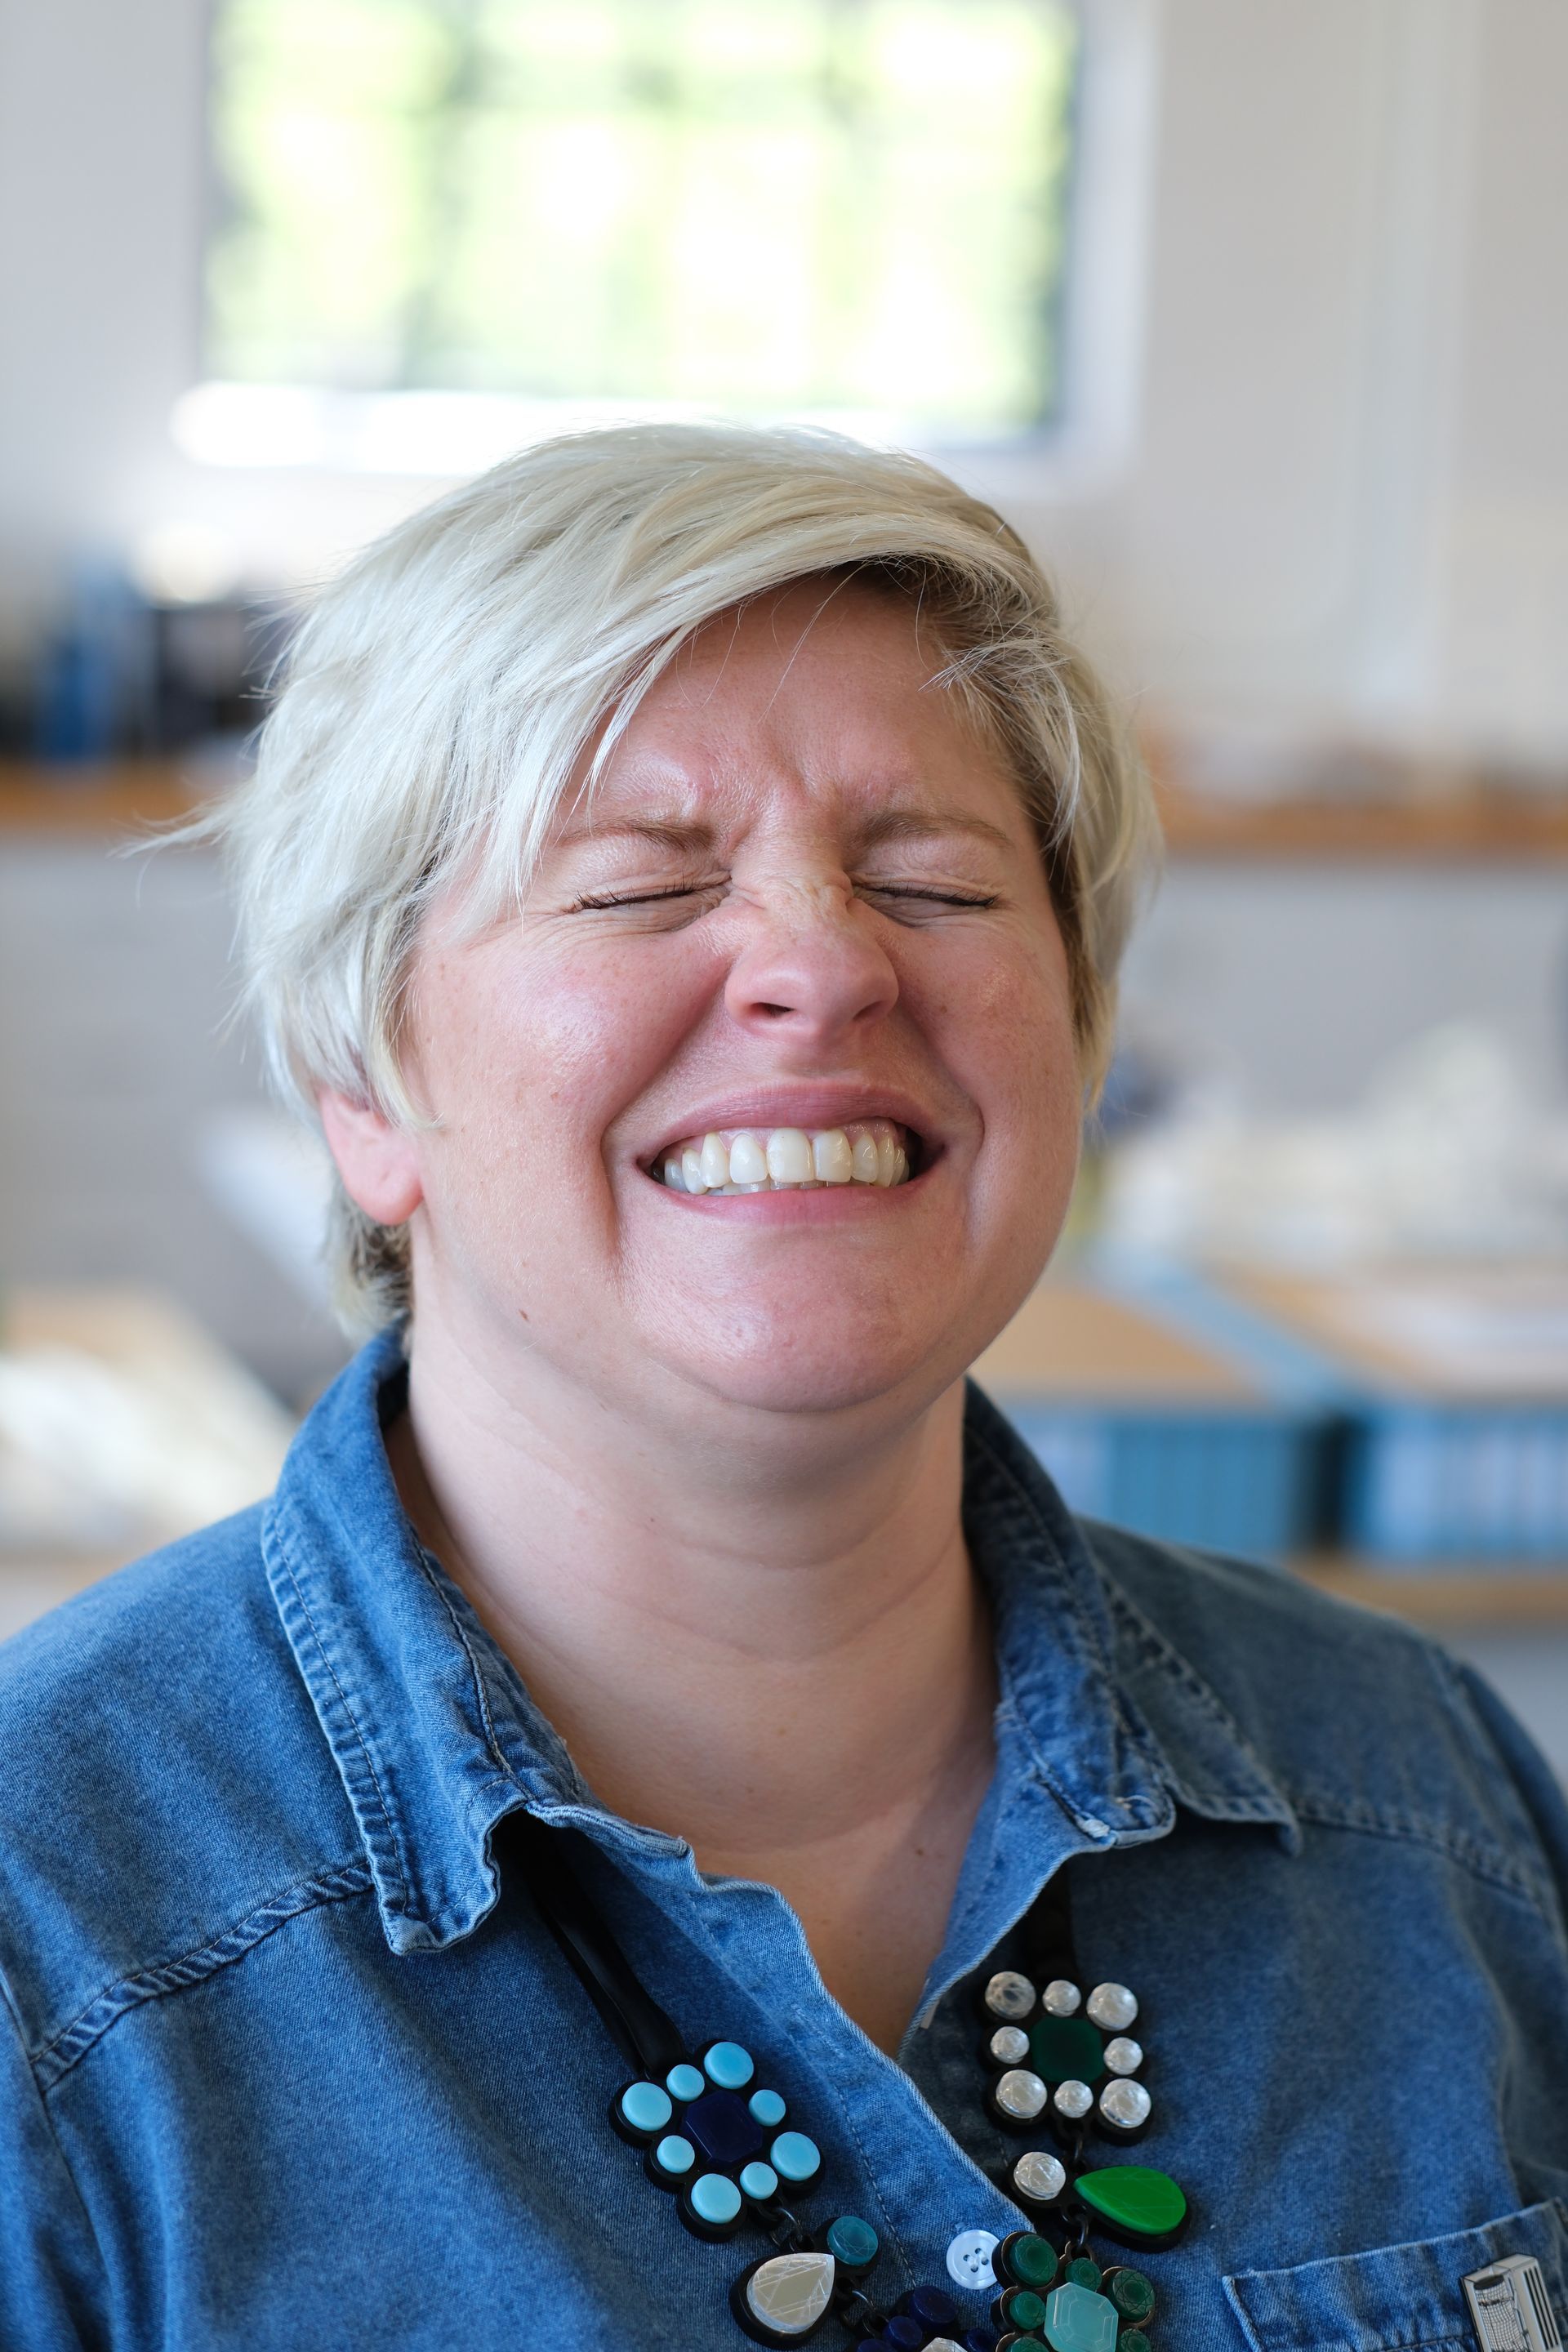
[389,1307,997,1890]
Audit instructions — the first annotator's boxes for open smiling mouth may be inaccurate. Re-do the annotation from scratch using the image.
[649,1120,920,1194]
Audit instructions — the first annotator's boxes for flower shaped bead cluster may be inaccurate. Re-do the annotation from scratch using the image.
[978,1971,1152,2197]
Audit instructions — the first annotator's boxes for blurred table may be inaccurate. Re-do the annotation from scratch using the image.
[0,1286,296,1641]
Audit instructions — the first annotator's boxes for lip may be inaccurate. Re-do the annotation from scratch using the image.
[638,1083,944,1170]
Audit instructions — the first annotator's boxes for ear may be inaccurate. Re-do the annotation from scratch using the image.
[318,1088,425,1226]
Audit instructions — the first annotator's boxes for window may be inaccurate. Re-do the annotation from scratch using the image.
[198,0,1080,456]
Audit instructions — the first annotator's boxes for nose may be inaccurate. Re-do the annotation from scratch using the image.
[723,876,899,1047]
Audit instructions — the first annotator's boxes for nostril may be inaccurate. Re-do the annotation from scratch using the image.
[756,1003,792,1018]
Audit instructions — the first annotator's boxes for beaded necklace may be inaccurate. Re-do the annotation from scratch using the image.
[516,1818,1188,2352]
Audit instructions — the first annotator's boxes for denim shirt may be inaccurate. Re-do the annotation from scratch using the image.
[2,1329,1566,2352]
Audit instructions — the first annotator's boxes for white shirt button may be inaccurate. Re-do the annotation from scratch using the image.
[944,2229,1000,2289]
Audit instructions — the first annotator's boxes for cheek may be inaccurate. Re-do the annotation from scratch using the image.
[411,938,706,1198]
[918,921,1080,1133]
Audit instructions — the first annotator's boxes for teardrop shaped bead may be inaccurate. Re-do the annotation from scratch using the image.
[1073,2165,1188,2247]
[742,2249,837,2335]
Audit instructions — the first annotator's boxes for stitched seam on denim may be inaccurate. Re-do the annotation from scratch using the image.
[408,1544,513,1782]
[1289,1793,1549,1907]
[967,1420,1116,1675]
[33,1859,374,2091]
[1103,1583,1293,1818]
[268,1493,412,1914]
[2,1970,105,2261]
[965,1422,1161,1801]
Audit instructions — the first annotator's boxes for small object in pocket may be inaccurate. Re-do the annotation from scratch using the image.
[1461,2252,1561,2352]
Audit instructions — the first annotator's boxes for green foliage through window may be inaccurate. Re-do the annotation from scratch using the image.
[206,0,1079,435]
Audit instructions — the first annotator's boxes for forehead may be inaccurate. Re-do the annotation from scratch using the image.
[565,579,1022,842]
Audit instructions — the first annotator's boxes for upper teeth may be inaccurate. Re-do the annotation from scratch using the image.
[659,1120,912,1193]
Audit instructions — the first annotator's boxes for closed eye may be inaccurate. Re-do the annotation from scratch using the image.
[569,880,724,912]
[858,884,1001,910]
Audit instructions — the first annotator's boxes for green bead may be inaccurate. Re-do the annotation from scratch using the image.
[1119,2334,1152,2352]
[1003,2288,1049,2328]
[1004,2233,1060,2290]
[825,2215,878,2270]
[1028,2015,1106,2086]
[1107,2269,1156,2322]
[1065,2257,1102,2292]
[1074,2165,1187,2244]
[1042,2281,1119,2352]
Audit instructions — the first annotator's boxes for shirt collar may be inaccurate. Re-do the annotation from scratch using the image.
[264,1329,1297,1957]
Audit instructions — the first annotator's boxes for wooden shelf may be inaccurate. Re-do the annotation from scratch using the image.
[7,756,1568,864]
[1297,1559,1568,1627]
[0,760,208,834]
[1150,772,1568,863]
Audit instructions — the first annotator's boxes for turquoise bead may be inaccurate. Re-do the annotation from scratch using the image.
[653,2134,695,2176]
[1043,2281,1119,2352]
[618,2080,673,2135]
[739,2162,778,2201]
[748,2087,786,2127]
[769,2130,821,2182]
[825,2214,879,2269]
[666,2064,706,2104]
[704,2041,755,2090]
[689,2172,742,2225]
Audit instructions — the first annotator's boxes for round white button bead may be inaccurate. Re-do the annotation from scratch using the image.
[1086,1981,1138,2030]
[995,2068,1049,2122]
[1041,1978,1082,2017]
[989,2025,1030,2066]
[945,2230,1000,2289]
[1100,2078,1152,2129]
[983,1970,1036,2021]
[1013,2149,1067,2203]
[1104,2036,1143,2076]
[1053,2078,1094,2120]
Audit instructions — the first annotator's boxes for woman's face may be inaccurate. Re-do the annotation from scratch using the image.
[335,581,1084,1427]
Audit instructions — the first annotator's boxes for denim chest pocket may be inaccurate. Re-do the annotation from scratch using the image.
[1223,2202,1567,2352]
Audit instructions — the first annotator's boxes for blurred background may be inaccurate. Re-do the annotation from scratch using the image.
[2,0,1565,1768]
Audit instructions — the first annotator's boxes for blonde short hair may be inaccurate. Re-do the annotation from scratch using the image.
[211,422,1157,1334]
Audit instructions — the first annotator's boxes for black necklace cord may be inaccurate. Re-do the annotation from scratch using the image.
[1021,1856,1080,1987]
[508,1811,687,2082]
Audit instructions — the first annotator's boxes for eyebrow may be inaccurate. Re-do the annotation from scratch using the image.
[853,807,1018,855]
[559,816,715,852]
[556,805,1016,857]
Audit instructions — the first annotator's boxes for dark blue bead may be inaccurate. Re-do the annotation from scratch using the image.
[963,2329,1000,2352]
[681,2088,764,2168]
[903,2283,960,2328]
[884,2321,923,2350]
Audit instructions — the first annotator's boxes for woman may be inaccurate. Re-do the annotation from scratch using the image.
[2,426,1564,2352]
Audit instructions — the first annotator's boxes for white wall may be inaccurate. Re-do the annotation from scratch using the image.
[2,0,1566,755]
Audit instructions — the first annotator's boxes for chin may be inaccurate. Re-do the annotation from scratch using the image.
[653,1304,971,1423]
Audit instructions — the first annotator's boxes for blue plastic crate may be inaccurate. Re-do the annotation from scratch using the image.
[973,1277,1335,1561]
[1135,1266,1568,1565]
[1343,1403,1568,1561]
[1004,1401,1326,1561]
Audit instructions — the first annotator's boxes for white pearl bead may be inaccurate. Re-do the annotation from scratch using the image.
[989,2025,1031,2066]
[1100,2077,1152,2129]
[1104,2036,1143,2075]
[984,1970,1036,2021]
[1086,1981,1138,2030]
[994,2068,1049,2121]
[1041,1977,1082,2016]
[1013,2149,1067,2203]
[1053,2078,1094,2119]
